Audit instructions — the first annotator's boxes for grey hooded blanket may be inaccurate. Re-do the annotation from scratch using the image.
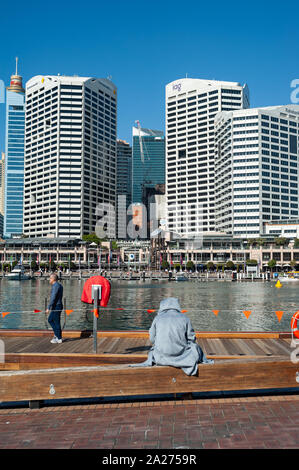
[129,297,214,376]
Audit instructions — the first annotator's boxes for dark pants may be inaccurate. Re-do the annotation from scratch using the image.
[48,309,62,340]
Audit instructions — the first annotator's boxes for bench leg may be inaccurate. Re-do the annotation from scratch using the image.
[181,393,194,400]
[29,400,43,409]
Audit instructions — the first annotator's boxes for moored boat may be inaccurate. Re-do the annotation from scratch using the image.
[175,274,189,281]
[7,263,31,280]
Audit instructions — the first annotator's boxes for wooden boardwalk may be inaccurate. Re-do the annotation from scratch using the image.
[0,331,292,357]
[0,330,298,406]
[0,330,293,370]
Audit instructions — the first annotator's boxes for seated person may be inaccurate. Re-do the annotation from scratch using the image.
[130,297,213,375]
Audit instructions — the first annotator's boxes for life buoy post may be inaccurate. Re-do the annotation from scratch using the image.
[91,285,101,354]
[81,276,111,354]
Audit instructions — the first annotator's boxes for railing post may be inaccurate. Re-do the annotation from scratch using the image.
[93,289,98,354]
[91,285,102,354]
[44,297,48,329]
[62,297,66,330]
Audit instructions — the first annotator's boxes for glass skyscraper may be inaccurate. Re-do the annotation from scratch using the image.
[132,126,165,204]
[117,139,132,207]
[4,59,25,237]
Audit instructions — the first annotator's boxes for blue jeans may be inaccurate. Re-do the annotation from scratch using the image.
[48,309,62,340]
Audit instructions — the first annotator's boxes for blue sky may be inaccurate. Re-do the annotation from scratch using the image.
[0,0,298,151]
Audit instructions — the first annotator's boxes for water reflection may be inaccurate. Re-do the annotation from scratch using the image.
[0,278,297,332]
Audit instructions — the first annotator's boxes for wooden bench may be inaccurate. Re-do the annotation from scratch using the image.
[0,357,298,407]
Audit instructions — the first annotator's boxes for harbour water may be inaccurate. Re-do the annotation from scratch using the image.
[0,278,297,332]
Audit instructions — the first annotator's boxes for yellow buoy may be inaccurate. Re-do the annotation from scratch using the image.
[275,280,282,288]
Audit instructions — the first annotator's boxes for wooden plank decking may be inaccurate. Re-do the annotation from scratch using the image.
[0,330,297,405]
[0,330,293,371]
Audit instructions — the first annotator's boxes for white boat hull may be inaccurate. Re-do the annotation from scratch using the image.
[7,274,31,280]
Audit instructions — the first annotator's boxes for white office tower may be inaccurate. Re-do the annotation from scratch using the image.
[23,75,117,238]
[215,105,299,238]
[165,78,249,237]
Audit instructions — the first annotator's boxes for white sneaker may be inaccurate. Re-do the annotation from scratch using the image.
[50,337,58,344]
[56,339,62,344]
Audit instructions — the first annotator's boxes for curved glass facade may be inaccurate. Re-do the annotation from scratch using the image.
[4,91,25,237]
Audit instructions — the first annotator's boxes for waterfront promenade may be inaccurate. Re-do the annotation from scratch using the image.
[0,394,298,449]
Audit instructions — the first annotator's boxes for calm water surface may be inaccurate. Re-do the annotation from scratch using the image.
[0,278,298,332]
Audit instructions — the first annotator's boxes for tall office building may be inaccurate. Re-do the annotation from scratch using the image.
[132,126,165,204]
[23,75,117,238]
[0,152,3,238]
[0,152,5,216]
[4,59,25,237]
[117,140,132,238]
[215,105,299,237]
[165,78,249,237]
[117,139,132,206]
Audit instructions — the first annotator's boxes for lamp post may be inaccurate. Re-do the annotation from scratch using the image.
[243,240,248,277]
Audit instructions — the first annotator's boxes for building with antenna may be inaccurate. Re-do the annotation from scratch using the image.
[132,125,165,204]
[0,152,5,216]
[4,58,25,238]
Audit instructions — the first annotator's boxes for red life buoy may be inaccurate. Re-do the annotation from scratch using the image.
[291,311,299,339]
[81,275,111,307]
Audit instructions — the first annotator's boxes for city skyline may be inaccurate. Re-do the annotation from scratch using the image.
[1,1,298,150]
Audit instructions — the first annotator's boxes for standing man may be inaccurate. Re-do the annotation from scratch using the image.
[46,273,63,344]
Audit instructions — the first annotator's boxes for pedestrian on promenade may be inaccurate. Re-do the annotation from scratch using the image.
[46,273,63,344]
[129,297,213,375]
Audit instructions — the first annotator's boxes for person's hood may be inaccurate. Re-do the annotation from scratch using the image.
[158,297,181,314]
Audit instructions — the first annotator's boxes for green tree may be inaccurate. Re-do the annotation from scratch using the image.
[70,261,76,271]
[274,237,287,246]
[226,261,235,270]
[268,259,277,271]
[111,240,118,250]
[48,260,57,272]
[294,238,299,248]
[246,259,258,266]
[161,260,170,270]
[30,260,38,272]
[186,261,195,272]
[207,262,215,271]
[174,263,181,272]
[290,260,297,269]
[82,233,102,245]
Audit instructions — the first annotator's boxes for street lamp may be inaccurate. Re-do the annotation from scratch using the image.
[243,240,248,275]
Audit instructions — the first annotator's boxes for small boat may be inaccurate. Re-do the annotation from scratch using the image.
[175,274,189,282]
[7,263,31,280]
[277,276,299,282]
